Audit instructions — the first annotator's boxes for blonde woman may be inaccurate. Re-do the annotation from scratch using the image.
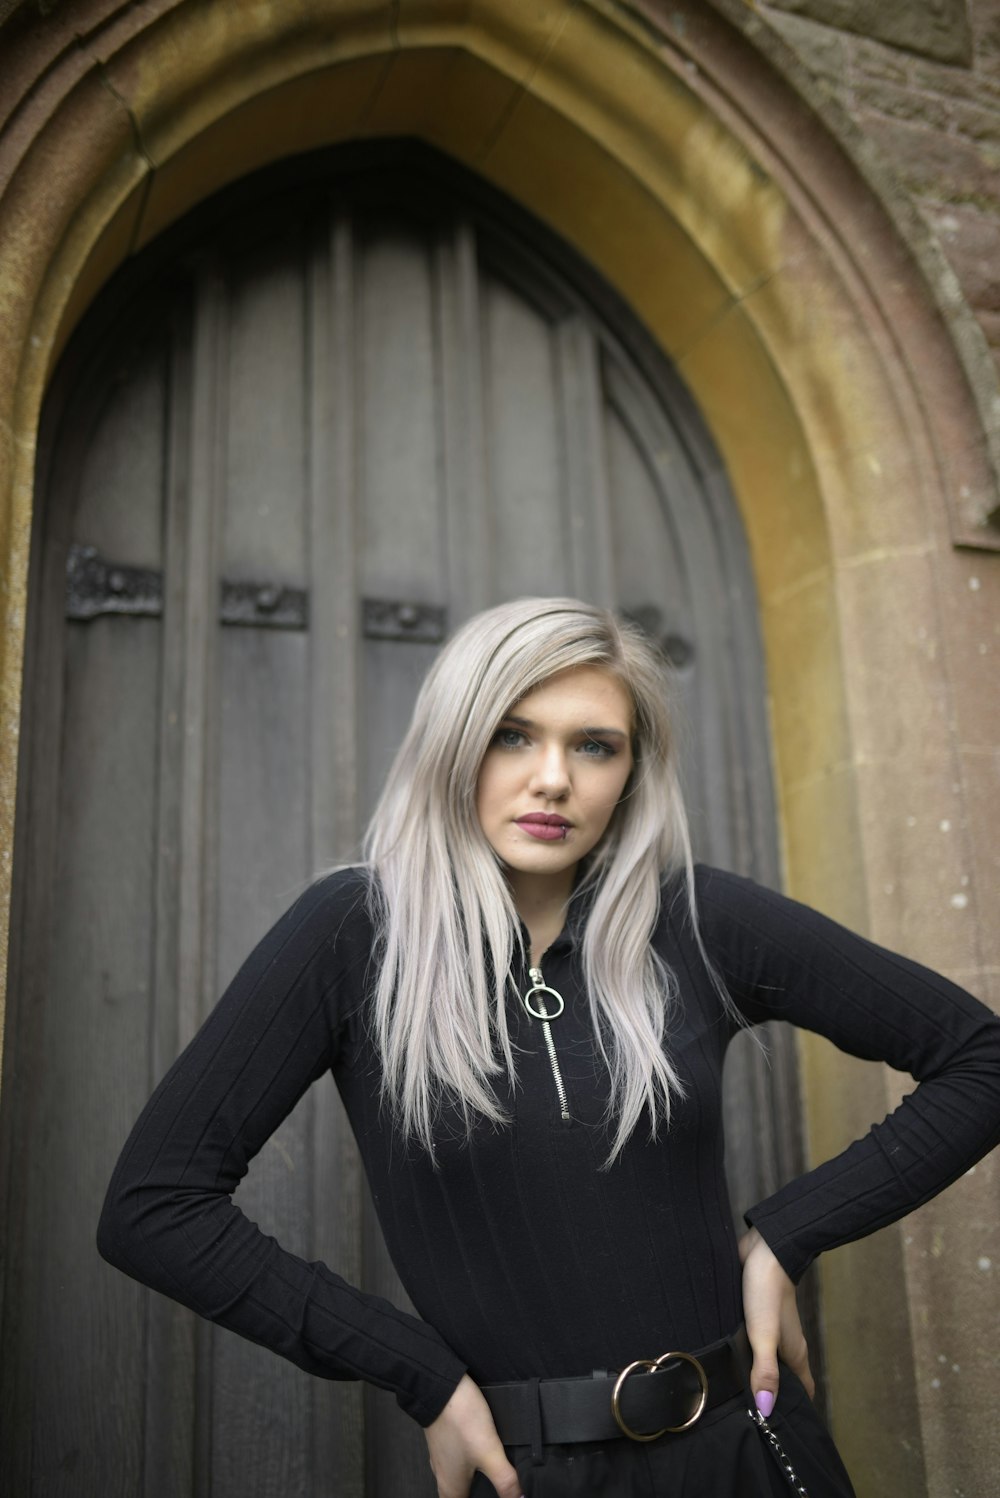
[99,597,1000,1497]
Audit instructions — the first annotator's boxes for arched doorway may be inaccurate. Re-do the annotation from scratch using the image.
[3,143,798,1497]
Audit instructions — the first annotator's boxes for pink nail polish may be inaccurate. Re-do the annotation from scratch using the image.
[755,1389,775,1417]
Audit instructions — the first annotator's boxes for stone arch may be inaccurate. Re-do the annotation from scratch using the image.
[1,2,997,1490]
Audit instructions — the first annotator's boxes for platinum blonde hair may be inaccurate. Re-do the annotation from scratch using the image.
[364,596,718,1164]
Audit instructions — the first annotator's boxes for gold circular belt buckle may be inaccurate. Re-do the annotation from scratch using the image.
[610,1351,709,1441]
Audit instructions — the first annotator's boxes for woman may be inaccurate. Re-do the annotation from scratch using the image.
[99,596,1000,1498]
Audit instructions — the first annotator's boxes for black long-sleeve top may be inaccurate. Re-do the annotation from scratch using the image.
[97,865,1000,1428]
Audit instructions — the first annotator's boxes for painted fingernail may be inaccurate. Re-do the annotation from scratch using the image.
[755,1390,775,1418]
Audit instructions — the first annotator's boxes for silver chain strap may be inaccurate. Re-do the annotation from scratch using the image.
[747,1406,810,1496]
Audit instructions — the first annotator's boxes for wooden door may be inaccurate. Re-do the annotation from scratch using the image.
[1,148,795,1497]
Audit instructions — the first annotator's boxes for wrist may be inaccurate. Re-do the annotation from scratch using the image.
[738,1225,763,1264]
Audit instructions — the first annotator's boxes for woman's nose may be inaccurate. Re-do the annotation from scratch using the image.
[529,744,570,798]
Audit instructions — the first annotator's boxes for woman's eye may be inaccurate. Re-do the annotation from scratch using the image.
[579,738,616,758]
[492,727,526,749]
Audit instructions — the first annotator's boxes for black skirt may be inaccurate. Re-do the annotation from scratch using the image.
[471,1368,857,1498]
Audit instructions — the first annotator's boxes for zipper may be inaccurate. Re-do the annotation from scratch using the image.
[522,964,571,1122]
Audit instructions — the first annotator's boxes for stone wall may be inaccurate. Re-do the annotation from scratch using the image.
[761,0,1000,381]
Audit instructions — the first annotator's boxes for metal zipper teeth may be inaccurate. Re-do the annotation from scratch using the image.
[528,965,571,1122]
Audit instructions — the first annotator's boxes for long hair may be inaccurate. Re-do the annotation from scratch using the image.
[363,596,721,1164]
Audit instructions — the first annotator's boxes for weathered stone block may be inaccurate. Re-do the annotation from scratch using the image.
[945,95,1000,147]
[852,76,949,130]
[836,552,956,767]
[935,549,1000,769]
[968,0,1000,61]
[919,201,1000,312]
[978,307,1000,358]
[761,0,973,65]
[844,32,913,84]
[756,6,849,78]
[761,573,853,789]
[852,753,978,969]
[957,748,1000,970]
[910,59,1000,107]
[860,110,1000,208]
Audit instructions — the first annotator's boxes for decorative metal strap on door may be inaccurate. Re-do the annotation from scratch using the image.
[65,543,307,630]
[65,543,446,641]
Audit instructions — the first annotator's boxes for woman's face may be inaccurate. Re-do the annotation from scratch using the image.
[475,664,635,892]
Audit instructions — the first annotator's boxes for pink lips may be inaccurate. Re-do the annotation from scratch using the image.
[515,813,571,842]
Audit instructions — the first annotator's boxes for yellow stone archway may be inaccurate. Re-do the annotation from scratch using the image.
[2,3,998,1493]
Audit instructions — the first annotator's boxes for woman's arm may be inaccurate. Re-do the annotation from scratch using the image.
[696,865,1000,1279]
[97,870,465,1430]
[694,865,1000,1410]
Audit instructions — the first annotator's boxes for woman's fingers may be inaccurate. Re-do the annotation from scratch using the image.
[739,1226,811,1416]
[424,1374,523,1498]
[740,1229,780,1415]
[779,1293,815,1400]
[476,1452,524,1498]
[747,1334,780,1418]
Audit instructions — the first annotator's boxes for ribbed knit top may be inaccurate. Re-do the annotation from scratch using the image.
[97,865,1000,1428]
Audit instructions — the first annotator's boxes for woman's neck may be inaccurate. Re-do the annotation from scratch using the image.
[508,867,576,968]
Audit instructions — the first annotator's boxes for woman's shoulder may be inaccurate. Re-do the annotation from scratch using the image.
[308,862,378,904]
[300,863,380,931]
[691,862,760,904]
[265,864,380,973]
[658,862,787,947]
[658,860,759,908]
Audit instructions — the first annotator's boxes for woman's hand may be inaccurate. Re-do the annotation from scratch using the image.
[739,1227,814,1417]
[424,1374,524,1498]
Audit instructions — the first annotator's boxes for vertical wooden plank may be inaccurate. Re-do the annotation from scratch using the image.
[0,334,169,1498]
[214,630,313,1498]
[74,337,167,565]
[699,458,779,880]
[142,305,198,1498]
[309,212,362,870]
[30,618,161,1498]
[307,208,366,1498]
[359,219,444,603]
[360,636,441,824]
[41,617,161,1498]
[481,275,570,597]
[174,261,227,1053]
[357,218,446,828]
[150,261,229,1498]
[554,317,616,608]
[435,220,493,624]
[355,215,441,1498]
[210,232,316,1498]
[0,431,71,1498]
[223,237,309,581]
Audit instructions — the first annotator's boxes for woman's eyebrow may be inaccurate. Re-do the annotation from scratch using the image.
[501,713,628,740]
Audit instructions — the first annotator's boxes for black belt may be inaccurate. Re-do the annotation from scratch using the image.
[483,1326,751,1447]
